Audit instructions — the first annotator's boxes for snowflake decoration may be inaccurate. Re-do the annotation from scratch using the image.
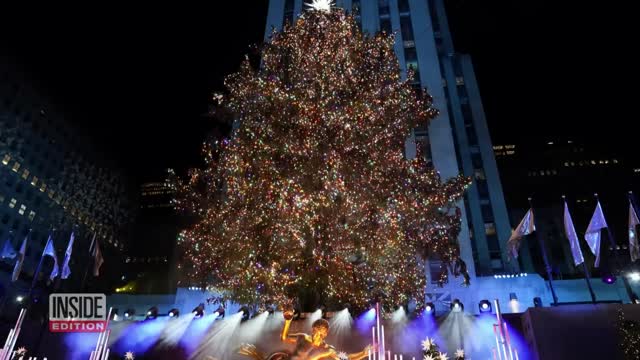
[337,351,349,360]
[16,347,27,355]
[124,351,135,360]
[423,355,435,360]
[438,353,448,360]
[454,349,464,358]
[305,0,334,12]
[421,337,435,350]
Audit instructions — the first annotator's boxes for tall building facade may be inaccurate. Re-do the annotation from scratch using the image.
[0,59,133,298]
[264,0,512,278]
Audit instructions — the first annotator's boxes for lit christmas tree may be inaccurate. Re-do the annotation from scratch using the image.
[173,4,470,311]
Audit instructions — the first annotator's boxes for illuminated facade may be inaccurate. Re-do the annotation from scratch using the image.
[265,0,512,278]
[0,59,132,290]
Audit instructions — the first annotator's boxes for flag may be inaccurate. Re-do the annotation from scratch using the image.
[630,201,640,262]
[585,201,608,268]
[12,235,27,282]
[507,209,535,258]
[563,201,585,266]
[1,236,16,259]
[93,238,104,277]
[61,232,75,279]
[43,235,59,280]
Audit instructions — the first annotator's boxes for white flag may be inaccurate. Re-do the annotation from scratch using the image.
[563,201,585,266]
[93,238,104,277]
[11,235,27,282]
[507,209,535,258]
[43,235,59,280]
[585,201,608,268]
[61,232,75,279]
[630,202,640,262]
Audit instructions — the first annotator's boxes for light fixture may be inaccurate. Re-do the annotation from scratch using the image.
[169,308,180,318]
[15,296,24,303]
[450,299,463,312]
[509,293,518,302]
[192,303,205,318]
[146,306,158,320]
[628,272,640,282]
[479,300,491,313]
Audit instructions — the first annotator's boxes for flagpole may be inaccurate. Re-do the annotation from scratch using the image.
[593,193,636,303]
[81,232,96,292]
[529,198,558,305]
[27,229,42,299]
[563,196,596,303]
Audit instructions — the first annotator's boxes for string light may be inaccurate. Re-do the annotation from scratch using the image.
[172,8,470,311]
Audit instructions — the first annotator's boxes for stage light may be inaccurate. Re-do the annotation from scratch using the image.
[146,306,159,320]
[169,308,180,318]
[239,306,251,321]
[124,309,135,319]
[111,309,119,320]
[450,299,463,312]
[192,303,205,318]
[603,275,617,284]
[216,306,226,318]
[425,302,435,316]
[15,296,24,303]
[533,297,543,307]
[628,272,640,282]
[479,300,491,313]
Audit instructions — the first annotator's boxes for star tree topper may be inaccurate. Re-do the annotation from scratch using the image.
[305,0,334,12]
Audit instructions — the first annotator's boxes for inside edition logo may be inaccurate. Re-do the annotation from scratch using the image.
[49,293,107,332]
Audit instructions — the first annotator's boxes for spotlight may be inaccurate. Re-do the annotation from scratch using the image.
[124,309,135,319]
[215,305,226,318]
[239,306,251,321]
[602,275,617,284]
[15,296,24,303]
[629,272,640,282]
[509,293,518,302]
[169,308,180,318]
[479,300,492,313]
[533,297,543,307]
[450,299,463,312]
[146,306,159,320]
[192,303,205,318]
[424,302,435,316]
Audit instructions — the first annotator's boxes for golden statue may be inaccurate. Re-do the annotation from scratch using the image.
[239,309,374,360]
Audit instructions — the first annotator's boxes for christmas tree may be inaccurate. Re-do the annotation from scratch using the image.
[173,3,469,311]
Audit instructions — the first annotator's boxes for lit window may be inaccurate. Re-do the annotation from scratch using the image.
[31,176,38,186]
[605,160,609,164]
[28,211,36,221]
[506,150,515,155]
[591,160,596,165]
[552,170,557,175]
[493,145,504,150]
[9,198,17,208]
[599,160,604,164]
[564,162,569,167]
[21,169,29,179]
[1,154,10,165]
[540,170,545,176]
[11,162,21,172]
[485,223,496,236]
[18,204,26,215]
[613,159,619,164]
[505,145,516,149]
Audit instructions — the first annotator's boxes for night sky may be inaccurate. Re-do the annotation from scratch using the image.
[0,1,629,184]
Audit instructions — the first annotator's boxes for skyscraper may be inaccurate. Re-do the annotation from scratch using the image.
[264,0,512,281]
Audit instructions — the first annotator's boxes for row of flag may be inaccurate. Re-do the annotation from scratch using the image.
[0,231,104,282]
[508,199,640,267]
